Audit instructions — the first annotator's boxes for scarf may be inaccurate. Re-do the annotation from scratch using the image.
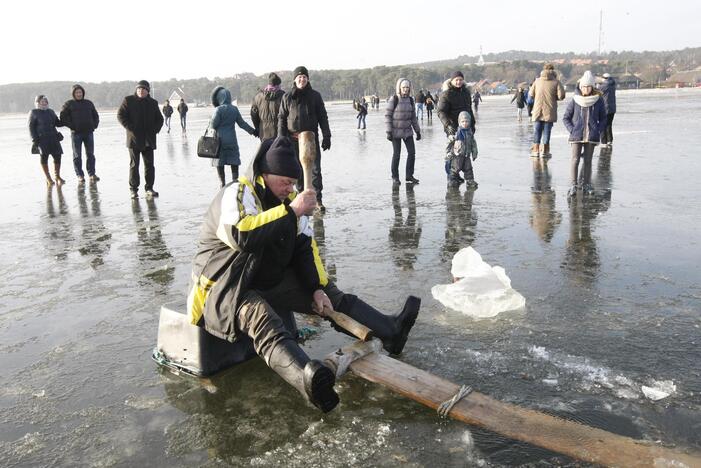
[264,84,281,93]
[573,94,600,108]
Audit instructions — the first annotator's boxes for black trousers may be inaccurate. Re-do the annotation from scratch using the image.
[391,136,416,179]
[601,113,615,144]
[129,148,155,192]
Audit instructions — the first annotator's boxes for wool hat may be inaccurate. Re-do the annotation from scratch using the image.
[458,111,472,125]
[451,71,464,79]
[136,80,150,92]
[268,72,282,86]
[602,73,611,78]
[579,71,595,88]
[258,137,301,179]
[293,66,309,79]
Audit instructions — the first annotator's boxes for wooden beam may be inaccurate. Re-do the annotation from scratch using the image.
[349,352,701,467]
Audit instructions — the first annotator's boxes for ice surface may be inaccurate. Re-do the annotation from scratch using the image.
[431,247,526,318]
[642,380,676,401]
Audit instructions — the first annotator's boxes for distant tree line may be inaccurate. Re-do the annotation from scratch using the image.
[1,47,699,113]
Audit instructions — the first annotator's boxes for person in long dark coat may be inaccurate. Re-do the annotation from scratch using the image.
[277,66,331,212]
[210,86,256,187]
[117,80,164,199]
[251,73,284,141]
[29,95,65,187]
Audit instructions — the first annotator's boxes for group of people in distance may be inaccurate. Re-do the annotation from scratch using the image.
[161,98,188,134]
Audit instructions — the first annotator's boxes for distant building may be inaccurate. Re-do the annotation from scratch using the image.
[666,67,701,87]
[168,87,187,103]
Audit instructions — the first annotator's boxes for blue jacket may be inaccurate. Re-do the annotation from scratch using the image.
[599,77,617,114]
[210,87,255,166]
[563,90,607,143]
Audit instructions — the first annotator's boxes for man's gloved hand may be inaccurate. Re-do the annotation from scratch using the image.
[416,133,422,141]
[321,136,331,151]
[448,134,456,142]
[386,133,393,141]
[472,154,478,161]
[252,128,259,137]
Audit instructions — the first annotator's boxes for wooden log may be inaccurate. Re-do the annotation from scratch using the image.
[298,131,316,191]
[326,310,373,341]
[348,352,701,468]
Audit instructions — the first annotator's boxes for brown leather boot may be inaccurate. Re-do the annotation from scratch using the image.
[541,144,552,158]
[530,144,540,157]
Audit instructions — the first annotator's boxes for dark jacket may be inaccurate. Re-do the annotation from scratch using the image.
[28,108,63,155]
[117,94,164,150]
[511,89,526,108]
[251,87,284,140]
[177,102,188,115]
[563,90,607,143]
[599,77,617,114]
[186,143,327,341]
[277,84,331,139]
[162,104,174,117]
[60,86,99,134]
[415,91,426,105]
[210,87,255,166]
[425,92,435,110]
[437,79,476,134]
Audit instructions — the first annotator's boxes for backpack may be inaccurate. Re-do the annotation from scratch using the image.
[391,95,415,108]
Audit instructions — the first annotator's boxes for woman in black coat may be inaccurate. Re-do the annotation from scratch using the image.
[28,95,65,186]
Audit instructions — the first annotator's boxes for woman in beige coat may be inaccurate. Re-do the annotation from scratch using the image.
[529,64,565,158]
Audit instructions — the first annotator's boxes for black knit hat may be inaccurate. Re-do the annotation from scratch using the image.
[293,66,309,79]
[136,80,150,92]
[450,71,464,79]
[268,72,282,86]
[258,137,301,179]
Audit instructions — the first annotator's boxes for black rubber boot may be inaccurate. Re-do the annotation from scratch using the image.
[335,295,421,355]
[267,339,339,413]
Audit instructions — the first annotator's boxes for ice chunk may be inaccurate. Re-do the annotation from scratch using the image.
[641,380,676,401]
[432,247,526,318]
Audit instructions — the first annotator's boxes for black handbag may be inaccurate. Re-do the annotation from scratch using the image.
[197,125,220,159]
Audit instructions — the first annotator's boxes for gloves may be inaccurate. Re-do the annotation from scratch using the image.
[472,154,478,161]
[416,133,421,141]
[321,136,331,151]
[448,134,456,143]
[386,133,393,141]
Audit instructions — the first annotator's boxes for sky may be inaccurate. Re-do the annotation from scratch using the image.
[2,0,699,85]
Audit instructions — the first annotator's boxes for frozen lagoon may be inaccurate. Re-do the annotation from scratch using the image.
[1,88,700,466]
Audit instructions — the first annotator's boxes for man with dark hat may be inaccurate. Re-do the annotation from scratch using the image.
[251,72,285,141]
[60,84,100,183]
[117,80,164,199]
[437,71,476,179]
[187,136,421,413]
[277,66,331,213]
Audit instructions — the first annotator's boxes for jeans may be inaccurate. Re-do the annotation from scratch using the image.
[165,116,171,131]
[533,121,554,145]
[391,136,416,179]
[71,132,95,177]
[415,103,424,120]
[357,114,366,129]
[180,115,187,130]
[129,148,155,192]
[517,108,524,120]
[570,142,595,185]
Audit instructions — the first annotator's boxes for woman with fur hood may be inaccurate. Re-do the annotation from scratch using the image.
[385,78,421,185]
[562,71,607,197]
[210,86,257,187]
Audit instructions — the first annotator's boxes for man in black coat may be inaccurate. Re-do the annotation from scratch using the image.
[117,80,164,199]
[177,98,188,131]
[251,72,285,141]
[60,84,100,183]
[277,66,331,213]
